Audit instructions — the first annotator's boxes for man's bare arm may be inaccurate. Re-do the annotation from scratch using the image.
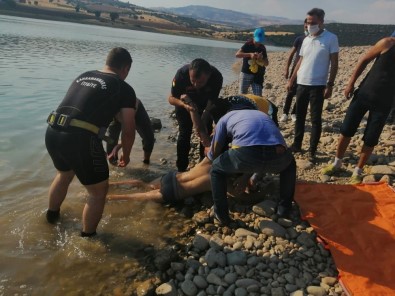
[287,56,303,91]
[344,38,392,98]
[168,94,196,112]
[324,52,339,99]
[118,108,135,167]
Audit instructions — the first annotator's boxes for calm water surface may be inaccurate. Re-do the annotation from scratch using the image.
[0,15,286,294]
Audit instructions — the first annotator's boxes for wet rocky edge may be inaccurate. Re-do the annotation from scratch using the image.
[114,192,341,296]
[112,46,395,295]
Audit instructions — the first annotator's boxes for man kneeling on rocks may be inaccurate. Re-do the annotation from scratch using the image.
[208,107,297,225]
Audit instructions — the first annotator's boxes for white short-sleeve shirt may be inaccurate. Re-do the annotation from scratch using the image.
[297,30,339,86]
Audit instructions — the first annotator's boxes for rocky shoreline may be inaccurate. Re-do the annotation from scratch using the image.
[124,46,395,296]
[223,46,395,186]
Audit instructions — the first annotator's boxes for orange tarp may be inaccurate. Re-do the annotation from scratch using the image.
[295,182,395,296]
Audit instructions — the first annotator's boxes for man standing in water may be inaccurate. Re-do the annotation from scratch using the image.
[169,58,223,172]
[45,47,136,237]
[106,97,155,165]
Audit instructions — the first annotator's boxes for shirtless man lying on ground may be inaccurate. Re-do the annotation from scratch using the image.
[108,157,261,203]
[107,95,279,205]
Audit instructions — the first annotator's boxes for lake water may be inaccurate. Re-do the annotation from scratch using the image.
[0,14,286,295]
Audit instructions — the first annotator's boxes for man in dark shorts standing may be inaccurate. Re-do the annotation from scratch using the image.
[322,34,395,184]
[45,47,136,237]
[236,28,269,96]
[106,98,155,165]
[169,58,223,172]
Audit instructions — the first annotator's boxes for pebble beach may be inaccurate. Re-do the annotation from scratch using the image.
[122,46,395,296]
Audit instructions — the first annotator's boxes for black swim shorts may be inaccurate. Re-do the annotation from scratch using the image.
[341,96,390,147]
[45,126,109,185]
[160,171,181,203]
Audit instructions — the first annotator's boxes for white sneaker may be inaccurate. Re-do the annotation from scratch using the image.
[291,114,297,122]
[280,114,288,122]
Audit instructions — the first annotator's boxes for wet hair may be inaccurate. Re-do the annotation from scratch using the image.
[189,58,212,78]
[160,171,180,203]
[304,18,308,24]
[307,8,325,21]
[207,95,258,123]
[105,47,132,70]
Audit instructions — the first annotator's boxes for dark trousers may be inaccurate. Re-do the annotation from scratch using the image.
[107,101,155,154]
[175,108,207,172]
[283,81,297,115]
[210,146,296,219]
[293,85,325,153]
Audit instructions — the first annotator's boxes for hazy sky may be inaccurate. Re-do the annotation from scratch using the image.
[128,0,395,25]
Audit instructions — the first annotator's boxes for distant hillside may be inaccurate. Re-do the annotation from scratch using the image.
[0,0,219,37]
[226,23,395,47]
[153,5,301,29]
[1,0,393,47]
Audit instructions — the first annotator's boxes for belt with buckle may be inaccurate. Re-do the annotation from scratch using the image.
[47,111,113,144]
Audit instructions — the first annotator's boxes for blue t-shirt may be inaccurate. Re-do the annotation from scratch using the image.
[208,110,286,160]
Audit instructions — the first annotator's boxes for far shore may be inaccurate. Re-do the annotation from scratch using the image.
[0,6,250,45]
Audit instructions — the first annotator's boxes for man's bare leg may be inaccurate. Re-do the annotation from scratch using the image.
[357,144,374,170]
[82,180,108,235]
[110,179,146,187]
[336,134,352,159]
[47,170,75,223]
[107,189,163,202]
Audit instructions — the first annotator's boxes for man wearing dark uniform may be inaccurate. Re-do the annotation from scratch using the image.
[45,47,136,237]
[169,58,223,172]
[322,35,395,184]
[106,98,155,165]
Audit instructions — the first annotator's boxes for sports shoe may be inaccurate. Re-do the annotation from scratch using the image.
[280,114,288,122]
[348,174,363,185]
[291,114,297,122]
[321,164,341,176]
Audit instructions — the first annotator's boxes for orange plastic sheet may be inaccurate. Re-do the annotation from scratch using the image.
[295,182,395,296]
